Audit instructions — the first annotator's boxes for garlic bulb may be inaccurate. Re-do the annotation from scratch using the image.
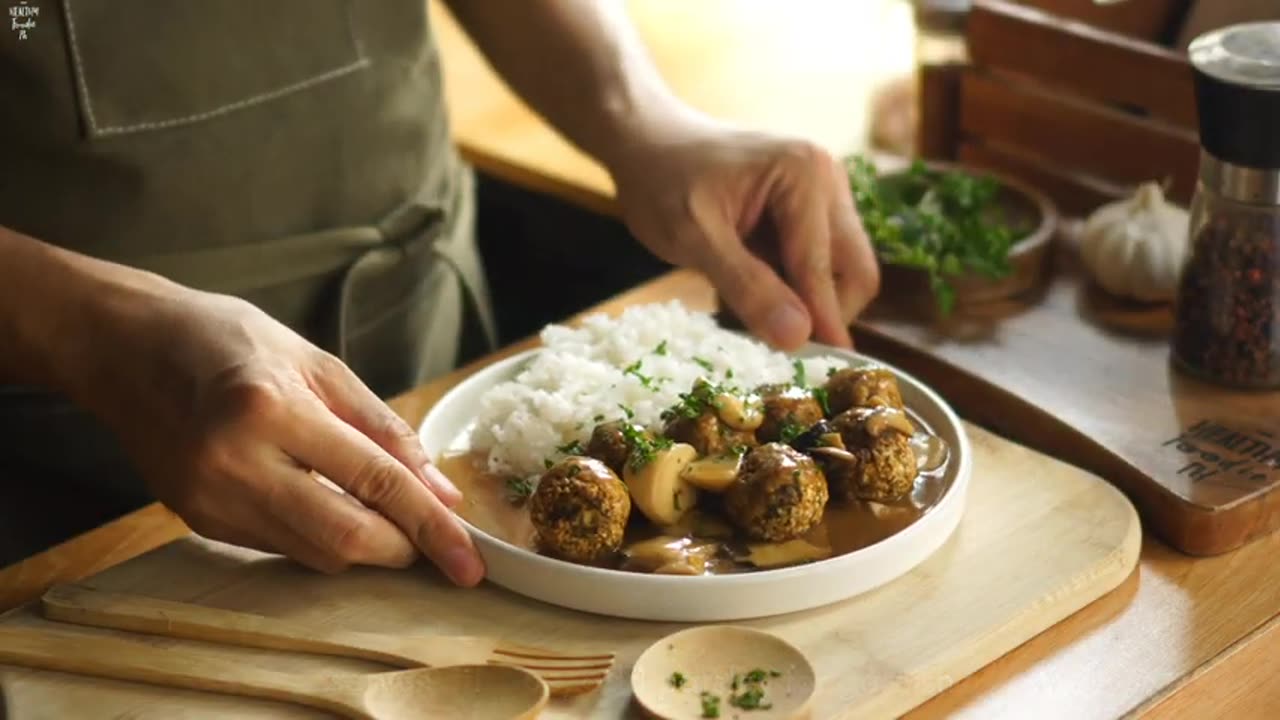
[1079,182,1190,303]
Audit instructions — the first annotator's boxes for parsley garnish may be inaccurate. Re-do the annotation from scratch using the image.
[669,671,687,689]
[621,423,673,470]
[619,404,635,420]
[505,477,534,502]
[661,379,721,422]
[700,691,721,718]
[792,359,807,387]
[593,414,605,422]
[654,340,668,356]
[848,154,1019,316]
[556,439,585,455]
[827,366,839,378]
[543,458,554,470]
[693,356,715,372]
[726,668,779,711]
[811,386,831,416]
[624,360,660,391]
[725,368,734,380]
[779,416,807,444]
[730,685,770,710]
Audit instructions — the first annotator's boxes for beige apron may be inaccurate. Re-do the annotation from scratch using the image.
[0,0,496,494]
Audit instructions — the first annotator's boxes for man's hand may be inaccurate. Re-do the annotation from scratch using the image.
[77,279,485,585]
[610,120,880,351]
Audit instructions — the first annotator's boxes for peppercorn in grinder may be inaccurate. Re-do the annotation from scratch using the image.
[1173,22,1280,388]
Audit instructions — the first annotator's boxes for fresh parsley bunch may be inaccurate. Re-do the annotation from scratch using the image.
[847,155,1018,315]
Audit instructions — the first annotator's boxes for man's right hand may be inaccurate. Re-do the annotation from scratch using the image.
[70,272,485,585]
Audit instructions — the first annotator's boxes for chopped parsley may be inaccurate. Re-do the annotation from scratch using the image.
[693,356,716,373]
[792,359,807,387]
[624,360,661,391]
[593,413,605,423]
[725,368,734,380]
[505,477,535,502]
[619,404,636,420]
[727,668,780,711]
[730,685,770,710]
[543,458,554,470]
[778,416,807,444]
[661,379,722,422]
[654,340,669,356]
[848,155,1019,316]
[811,386,831,416]
[621,423,673,470]
[726,443,750,459]
[556,439,585,455]
[566,463,581,478]
[827,366,839,378]
[669,671,687,689]
[700,691,721,718]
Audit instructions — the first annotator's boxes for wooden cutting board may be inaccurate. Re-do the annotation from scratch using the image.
[857,237,1280,558]
[0,424,1139,720]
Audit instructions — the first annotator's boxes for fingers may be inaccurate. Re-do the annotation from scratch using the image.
[281,401,485,587]
[308,355,462,507]
[263,465,420,571]
[827,156,881,328]
[769,145,853,349]
[692,218,813,350]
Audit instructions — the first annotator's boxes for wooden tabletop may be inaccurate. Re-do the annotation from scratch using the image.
[4,2,1280,718]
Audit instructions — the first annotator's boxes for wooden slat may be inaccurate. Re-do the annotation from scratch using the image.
[1014,0,1192,42]
[917,62,965,161]
[968,0,1197,128]
[960,69,1200,205]
[957,140,1130,217]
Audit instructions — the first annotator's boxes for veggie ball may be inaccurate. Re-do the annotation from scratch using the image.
[755,383,825,443]
[824,366,904,415]
[529,456,631,564]
[818,406,917,503]
[586,420,642,476]
[664,409,756,458]
[725,443,828,542]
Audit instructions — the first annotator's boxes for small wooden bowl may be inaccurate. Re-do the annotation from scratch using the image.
[874,161,1059,311]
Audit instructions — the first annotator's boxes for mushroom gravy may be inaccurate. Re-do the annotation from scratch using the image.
[438,413,952,576]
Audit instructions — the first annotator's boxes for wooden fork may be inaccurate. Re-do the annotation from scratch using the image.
[41,584,614,697]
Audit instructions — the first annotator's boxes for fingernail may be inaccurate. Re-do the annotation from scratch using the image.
[442,545,485,587]
[423,463,463,506]
[766,302,809,348]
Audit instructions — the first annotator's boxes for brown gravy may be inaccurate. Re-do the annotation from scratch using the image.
[439,426,952,575]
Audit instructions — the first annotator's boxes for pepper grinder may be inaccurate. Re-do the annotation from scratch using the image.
[1172,22,1280,388]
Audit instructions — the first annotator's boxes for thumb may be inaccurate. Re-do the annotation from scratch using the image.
[696,222,813,350]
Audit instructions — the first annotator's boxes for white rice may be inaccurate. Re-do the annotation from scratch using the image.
[468,300,853,481]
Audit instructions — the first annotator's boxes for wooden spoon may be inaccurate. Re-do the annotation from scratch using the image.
[631,626,816,720]
[0,625,548,720]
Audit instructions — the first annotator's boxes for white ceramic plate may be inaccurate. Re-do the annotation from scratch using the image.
[419,344,971,621]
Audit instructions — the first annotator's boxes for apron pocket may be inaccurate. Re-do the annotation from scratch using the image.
[61,0,367,138]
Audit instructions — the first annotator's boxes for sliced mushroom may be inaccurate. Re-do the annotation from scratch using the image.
[863,407,915,438]
[620,535,718,574]
[623,443,698,525]
[808,446,857,463]
[680,454,743,492]
[713,391,764,431]
[737,538,832,569]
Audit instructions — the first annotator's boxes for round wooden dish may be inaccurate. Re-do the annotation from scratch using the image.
[874,161,1058,310]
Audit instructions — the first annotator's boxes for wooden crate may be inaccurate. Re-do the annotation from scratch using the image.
[920,0,1201,216]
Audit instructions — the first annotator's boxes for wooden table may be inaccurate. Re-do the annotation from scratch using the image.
[4,2,1280,718]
